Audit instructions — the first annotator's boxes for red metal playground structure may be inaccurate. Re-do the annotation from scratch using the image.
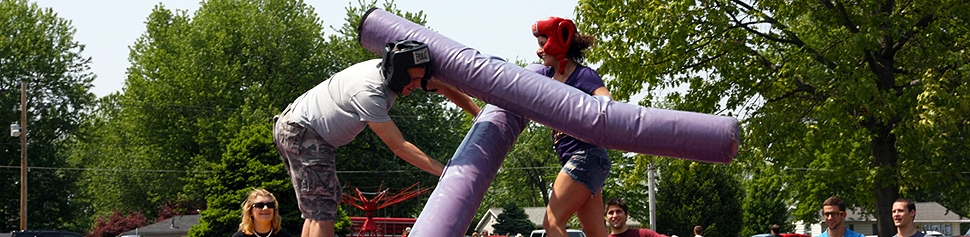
[342,183,432,237]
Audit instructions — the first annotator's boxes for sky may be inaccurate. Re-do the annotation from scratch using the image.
[31,0,579,98]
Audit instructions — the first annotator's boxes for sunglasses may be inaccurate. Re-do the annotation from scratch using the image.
[822,211,844,217]
[252,202,276,209]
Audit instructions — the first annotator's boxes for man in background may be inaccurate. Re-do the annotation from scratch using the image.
[605,198,669,237]
[818,196,864,237]
[892,198,924,237]
[771,224,782,237]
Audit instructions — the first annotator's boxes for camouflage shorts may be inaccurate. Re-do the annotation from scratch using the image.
[273,111,341,221]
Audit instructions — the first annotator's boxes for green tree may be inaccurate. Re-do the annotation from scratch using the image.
[188,123,300,236]
[491,202,535,236]
[68,93,154,230]
[577,1,970,235]
[656,161,742,237]
[116,0,338,234]
[71,1,473,234]
[71,4,199,221]
[69,0,336,230]
[0,0,96,232]
[739,167,791,237]
[138,0,338,208]
[481,123,558,211]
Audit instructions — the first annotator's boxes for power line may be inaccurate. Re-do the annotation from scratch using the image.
[102,100,468,119]
[15,164,961,174]
[0,165,477,174]
[0,162,695,174]
[501,166,560,170]
[0,165,212,173]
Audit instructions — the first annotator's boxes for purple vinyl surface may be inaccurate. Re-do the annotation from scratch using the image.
[358,8,739,163]
[409,105,527,237]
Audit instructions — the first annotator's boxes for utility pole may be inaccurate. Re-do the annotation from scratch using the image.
[18,81,27,230]
[648,161,656,229]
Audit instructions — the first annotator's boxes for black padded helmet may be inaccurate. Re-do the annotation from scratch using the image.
[381,40,433,94]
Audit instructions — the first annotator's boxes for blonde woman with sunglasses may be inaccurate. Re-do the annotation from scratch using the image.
[233,189,292,237]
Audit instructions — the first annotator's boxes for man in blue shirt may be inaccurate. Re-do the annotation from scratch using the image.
[818,196,865,237]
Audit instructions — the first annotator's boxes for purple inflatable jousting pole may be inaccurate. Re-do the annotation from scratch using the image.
[408,105,527,237]
[358,8,740,163]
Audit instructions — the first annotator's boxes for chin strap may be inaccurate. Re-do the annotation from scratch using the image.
[557,58,568,75]
[421,77,437,92]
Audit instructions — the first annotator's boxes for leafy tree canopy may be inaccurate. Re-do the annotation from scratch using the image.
[0,0,96,232]
[656,161,742,237]
[577,1,970,236]
[70,0,475,235]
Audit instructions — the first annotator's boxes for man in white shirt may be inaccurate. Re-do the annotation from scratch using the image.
[273,40,479,237]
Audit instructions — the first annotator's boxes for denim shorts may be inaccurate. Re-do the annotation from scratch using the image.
[273,111,341,221]
[561,148,611,194]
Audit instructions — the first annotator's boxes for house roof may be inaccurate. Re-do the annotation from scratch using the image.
[843,202,969,222]
[477,206,640,230]
[122,215,201,236]
[481,207,555,227]
[909,202,970,222]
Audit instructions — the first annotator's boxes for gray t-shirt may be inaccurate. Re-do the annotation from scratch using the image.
[287,59,398,147]
[895,231,926,237]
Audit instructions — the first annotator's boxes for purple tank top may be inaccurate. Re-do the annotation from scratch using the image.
[535,65,606,163]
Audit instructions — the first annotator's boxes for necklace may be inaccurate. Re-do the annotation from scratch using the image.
[253,228,273,237]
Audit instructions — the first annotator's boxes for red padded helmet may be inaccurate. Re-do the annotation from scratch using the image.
[532,16,576,74]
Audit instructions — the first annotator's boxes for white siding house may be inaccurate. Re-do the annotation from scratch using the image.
[474,207,642,235]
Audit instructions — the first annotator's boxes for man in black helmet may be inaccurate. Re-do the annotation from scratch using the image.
[272,40,480,237]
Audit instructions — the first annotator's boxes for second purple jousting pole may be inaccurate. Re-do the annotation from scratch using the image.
[408,105,528,237]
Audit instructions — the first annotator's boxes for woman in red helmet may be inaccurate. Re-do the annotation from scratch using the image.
[531,16,612,237]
